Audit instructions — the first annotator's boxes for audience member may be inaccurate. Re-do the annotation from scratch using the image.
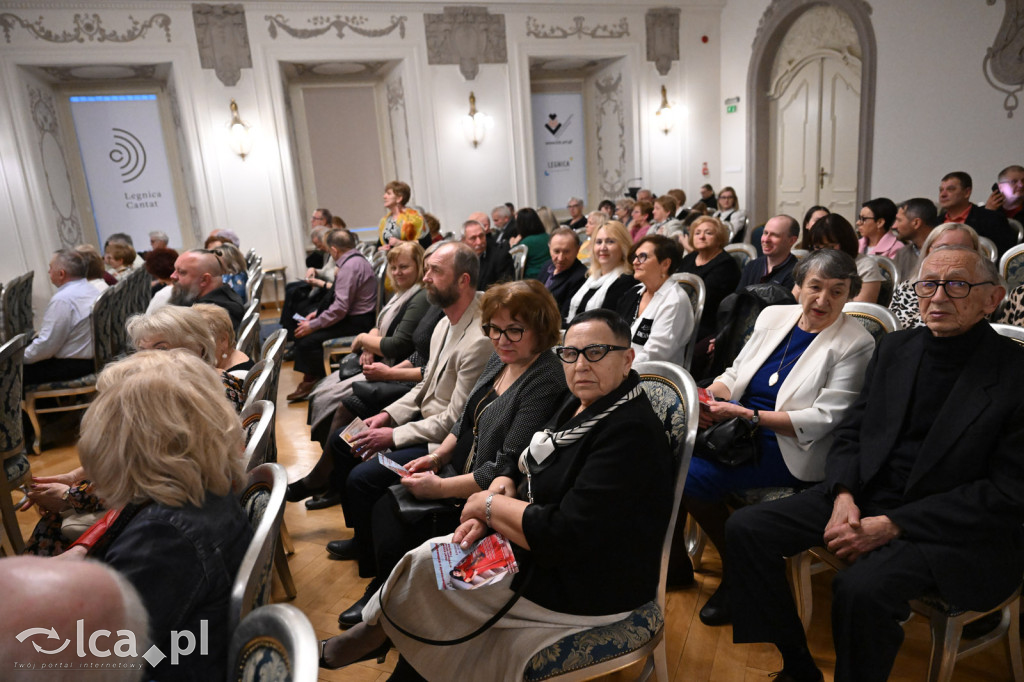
[807,213,886,303]
[714,186,748,242]
[891,198,939,281]
[985,164,1023,222]
[630,199,654,241]
[509,208,551,279]
[539,227,588,324]
[423,212,443,243]
[170,248,245,330]
[103,241,136,280]
[683,201,709,229]
[617,234,692,365]
[651,195,684,239]
[566,220,636,320]
[799,205,831,251]
[680,216,741,340]
[597,198,616,218]
[280,225,336,333]
[0,556,149,680]
[688,249,873,622]
[213,241,249,301]
[615,197,636,229]
[636,188,655,203]
[74,243,115,291]
[736,215,801,292]
[318,309,673,680]
[700,183,718,210]
[288,228,377,399]
[562,197,587,230]
[148,230,169,250]
[468,211,491,234]
[23,249,100,385]
[578,210,606,261]
[66,350,251,682]
[205,228,240,248]
[307,208,332,268]
[492,204,518,246]
[378,180,426,250]
[464,219,513,290]
[937,171,1015,255]
[536,206,559,234]
[723,246,1020,682]
[193,303,253,378]
[332,215,348,229]
[667,188,690,222]
[889,222,980,329]
[333,280,568,627]
[104,233,144,268]
[857,197,903,258]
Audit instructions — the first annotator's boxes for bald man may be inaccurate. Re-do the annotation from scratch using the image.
[169,249,244,330]
[0,557,149,681]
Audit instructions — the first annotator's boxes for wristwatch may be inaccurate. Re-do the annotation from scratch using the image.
[750,408,760,426]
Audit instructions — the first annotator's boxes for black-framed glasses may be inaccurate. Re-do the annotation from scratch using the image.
[554,344,630,364]
[482,324,525,342]
[913,279,996,299]
[856,214,876,223]
[631,252,651,264]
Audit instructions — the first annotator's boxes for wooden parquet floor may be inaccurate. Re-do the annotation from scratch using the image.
[15,345,1019,681]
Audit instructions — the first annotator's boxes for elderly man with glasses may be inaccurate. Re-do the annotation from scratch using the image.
[561,197,587,230]
[720,245,1024,682]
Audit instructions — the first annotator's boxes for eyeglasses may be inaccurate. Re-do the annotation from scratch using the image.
[856,214,876,223]
[631,252,651,264]
[481,324,525,342]
[719,194,736,200]
[812,242,838,251]
[567,203,582,209]
[912,279,996,299]
[554,344,630,363]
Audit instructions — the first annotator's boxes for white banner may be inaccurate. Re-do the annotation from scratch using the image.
[69,95,183,249]
[531,93,586,209]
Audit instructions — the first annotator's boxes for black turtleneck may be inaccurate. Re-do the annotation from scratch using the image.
[863,323,989,509]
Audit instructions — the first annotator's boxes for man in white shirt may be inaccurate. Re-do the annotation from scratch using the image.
[23,249,100,385]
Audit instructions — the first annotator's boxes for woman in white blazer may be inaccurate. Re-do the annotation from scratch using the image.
[685,249,874,627]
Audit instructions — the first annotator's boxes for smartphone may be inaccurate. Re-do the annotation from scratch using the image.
[993,182,1000,192]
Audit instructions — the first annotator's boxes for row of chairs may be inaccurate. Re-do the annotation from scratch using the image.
[0,271,35,343]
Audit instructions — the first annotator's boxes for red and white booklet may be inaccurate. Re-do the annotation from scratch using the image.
[430,533,519,591]
[697,387,717,407]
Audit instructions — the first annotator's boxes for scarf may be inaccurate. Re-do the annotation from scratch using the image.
[377,284,421,341]
[567,266,625,320]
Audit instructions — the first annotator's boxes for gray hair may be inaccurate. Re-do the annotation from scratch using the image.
[53,249,87,279]
[492,205,511,220]
[149,230,169,244]
[793,248,862,299]
[126,306,217,365]
[550,226,581,246]
[921,245,1003,286]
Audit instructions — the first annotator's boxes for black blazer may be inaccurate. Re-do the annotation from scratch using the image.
[679,250,741,338]
[824,323,1024,610]
[478,235,514,291]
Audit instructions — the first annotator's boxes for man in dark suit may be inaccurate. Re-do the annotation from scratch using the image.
[492,204,518,247]
[463,219,512,290]
[720,246,1024,682]
[539,227,587,324]
[937,171,1016,256]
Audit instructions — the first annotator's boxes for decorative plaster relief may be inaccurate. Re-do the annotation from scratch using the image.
[290,61,388,78]
[265,14,406,40]
[193,4,252,87]
[754,0,871,50]
[386,78,414,184]
[166,77,202,243]
[594,73,628,198]
[525,16,629,40]
[983,0,1024,118]
[770,4,859,89]
[646,8,679,76]
[424,7,506,81]
[27,85,82,247]
[0,12,171,44]
[39,64,157,82]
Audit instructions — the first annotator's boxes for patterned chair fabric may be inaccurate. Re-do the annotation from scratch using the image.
[241,400,275,470]
[1000,243,1024,292]
[229,604,318,682]
[0,334,30,554]
[842,302,901,346]
[724,243,756,272]
[1,271,34,342]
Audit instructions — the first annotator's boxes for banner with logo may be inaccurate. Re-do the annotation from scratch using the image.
[531,92,586,209]
[69,94,183,249]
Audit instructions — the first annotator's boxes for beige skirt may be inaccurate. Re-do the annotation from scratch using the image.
[363,535,627,682]
[307,370,366,433]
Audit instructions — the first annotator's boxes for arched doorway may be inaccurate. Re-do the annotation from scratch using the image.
[746,0,877,228]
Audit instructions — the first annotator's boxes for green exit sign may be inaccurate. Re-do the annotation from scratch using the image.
[726,105,737,113]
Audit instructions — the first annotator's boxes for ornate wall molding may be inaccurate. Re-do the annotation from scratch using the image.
[769,4,859,89]
[0,12,170,44]
[265,14,406,40]
[424,7,506,81]
[983,0,1024,118]
[27,84,82,247]
[193,4,252,87]
[37,64,157,81]
[646,8,680,76]
[594,73,627,198]
[525,16,629,40]
[386,78,414,185]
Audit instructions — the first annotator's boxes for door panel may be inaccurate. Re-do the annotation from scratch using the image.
[770,61,819,219]
[819,58,860,217]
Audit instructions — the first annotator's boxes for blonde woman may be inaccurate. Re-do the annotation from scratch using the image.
[193,303,253,378]
[578,210,607,261]
[679,216,741,340]
[566,220,635,320]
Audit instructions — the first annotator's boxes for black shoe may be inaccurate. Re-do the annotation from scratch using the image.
[338,594,371,629]
[326,539,357,561]
[699,585,731,626]
[285,478,326,504]
[305,492,341,510]
[319,637,391,669]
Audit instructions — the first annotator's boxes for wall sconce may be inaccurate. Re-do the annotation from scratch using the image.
[654,85,675,135]
[461,92,492,148]
[227,99,253,160]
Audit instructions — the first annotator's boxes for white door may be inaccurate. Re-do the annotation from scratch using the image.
[769,54,861,227]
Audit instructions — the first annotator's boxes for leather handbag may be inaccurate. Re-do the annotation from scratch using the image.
[337,352,363,381]
[694,416,760,467]
[386,482,462,526]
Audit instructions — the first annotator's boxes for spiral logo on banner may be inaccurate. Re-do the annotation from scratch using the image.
[108,128,147,183]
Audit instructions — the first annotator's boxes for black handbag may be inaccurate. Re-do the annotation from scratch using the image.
[694,416,760,467]
[344,379,416,416]
[337,352,363,381]
[386,481,463,526]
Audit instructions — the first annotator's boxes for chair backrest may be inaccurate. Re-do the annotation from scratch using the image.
[375,259,389,315]
[842,301,902,345]
[1009,219,1024,245]
[371,249,387,271]
[230,462,287,633]
[244,248,257,268]
[248,272,265,308]
[791,248,809,260]
[261,328,287,367]
[633,361,699,610]
[90,286,122,372]
[724,243,756,271]
[509,244,527,280]
[870,255,898,307]
[357,242,377,259]
[0,334,27,457]
[242,359,272,409]
[979,236,998,262]
[228,603,319,682]
[241,400,276,470]
[124,266,152,318]
[671,273,706,371]
[1,271,35,342]
[999,243,1024,292]
[236,314,261,362]
[992,322,1024,348]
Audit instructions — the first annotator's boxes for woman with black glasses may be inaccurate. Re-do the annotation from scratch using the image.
[319,308,673,682]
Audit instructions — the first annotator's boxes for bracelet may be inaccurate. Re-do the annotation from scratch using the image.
[428,453,440,471]
[485,493,495,527]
